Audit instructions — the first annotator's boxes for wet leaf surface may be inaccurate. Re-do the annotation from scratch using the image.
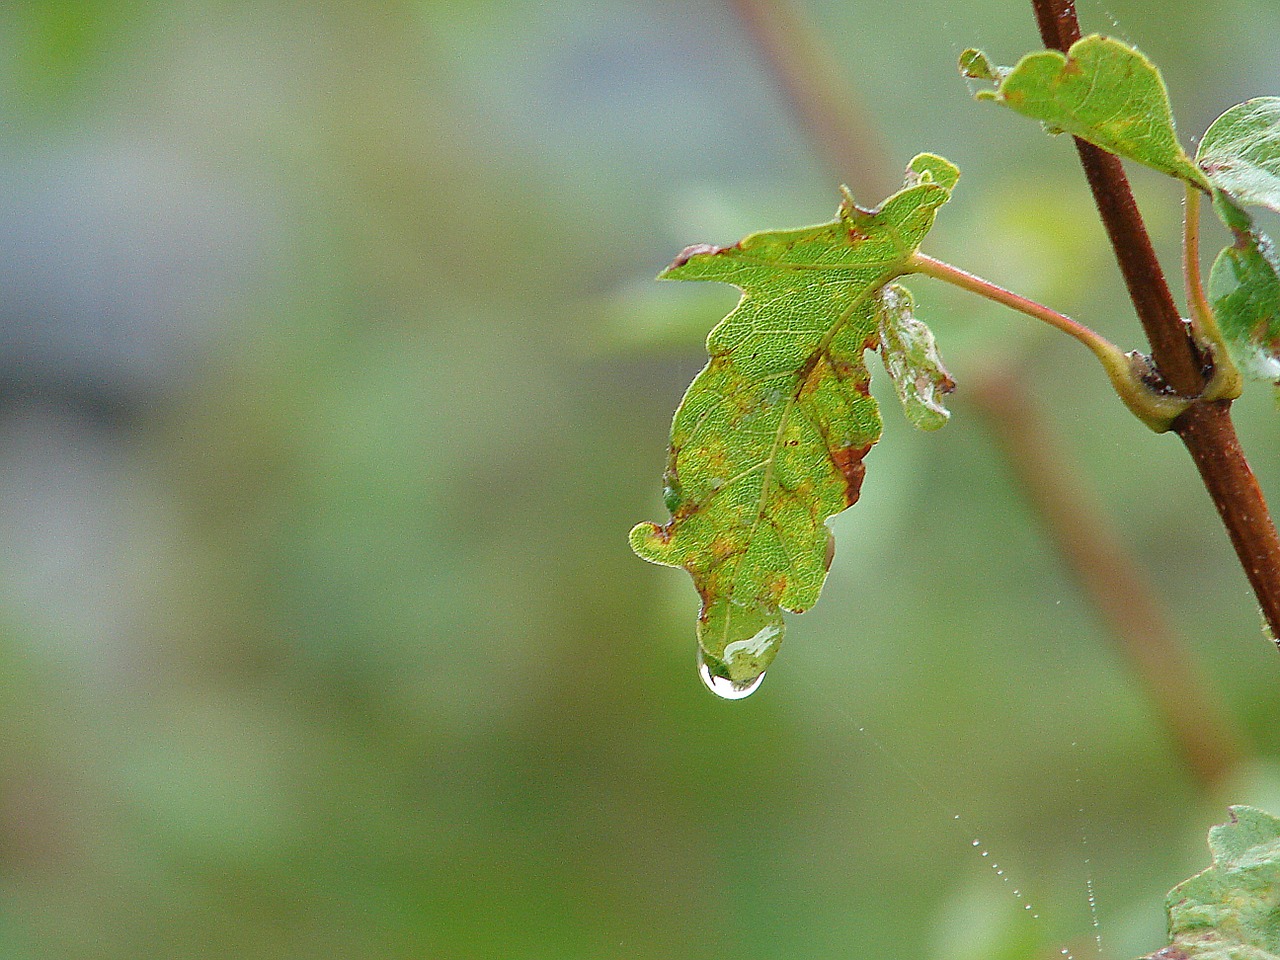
[1200,101,1280,387]
[1157,806,1280,960]
[631,156,957,691]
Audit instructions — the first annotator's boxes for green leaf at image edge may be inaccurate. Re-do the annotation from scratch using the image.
[1199,98,1280,214]
[1198,100,1280,387]
[630,155,958,688]
[1208,207,1280,386]
[967,35,1209,190]
[1152,806,1280,960]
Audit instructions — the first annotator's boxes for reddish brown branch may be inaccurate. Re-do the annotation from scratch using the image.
[1030,0,1280,644]
[1032,0,1202,393]
[1072,146,1205,394]
[1177,403,1280,628]
[973,372,1244,789]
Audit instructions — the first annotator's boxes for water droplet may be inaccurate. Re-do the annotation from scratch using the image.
[695,603,781,699]
[697,648,764,700]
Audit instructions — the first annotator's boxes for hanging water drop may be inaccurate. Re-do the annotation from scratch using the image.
[697,647,765,700]
[694,604,781,700]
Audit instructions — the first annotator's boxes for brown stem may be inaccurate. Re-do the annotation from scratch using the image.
[1177,402,1280,632]
[725,0,893,200]
[1030,0,1280,644]
[972,372,1244,790]
[1031,0,1202,394]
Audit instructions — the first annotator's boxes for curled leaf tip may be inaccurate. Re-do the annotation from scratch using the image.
[958,48,1004,82]
[666,242,725,273]
[877,284,955,431]
[907,153,961,191]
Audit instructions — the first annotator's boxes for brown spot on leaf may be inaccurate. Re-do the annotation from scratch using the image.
[709,537,737,563]
[671,243,724,268]
[643,520,673,544]
[830,443,871,505]
[795,350,821,381]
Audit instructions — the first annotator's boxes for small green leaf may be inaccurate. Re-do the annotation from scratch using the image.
[631,156,958,689]
[1210,204,1280,385]
[905,152,961,191]
[1198,98,1280,214]
[1196,103,1280,385]
[877,284,954,431]
[971,35,1210,189]
[1157,806,1280,960]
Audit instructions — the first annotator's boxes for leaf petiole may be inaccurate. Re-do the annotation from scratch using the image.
[1183,183,1243,401]
[906,251,1192,432]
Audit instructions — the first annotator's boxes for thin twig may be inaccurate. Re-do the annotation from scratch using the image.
[909,254,1120,360]
[1183,186,1216,341]
[909,253,1188,431]
[972,371,1244,790]
[1183,185,1241,399]
[1029,0,1280,646]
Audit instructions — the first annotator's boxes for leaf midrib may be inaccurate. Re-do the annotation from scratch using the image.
[715,271,892,647]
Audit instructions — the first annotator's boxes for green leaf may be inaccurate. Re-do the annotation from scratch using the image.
[1209,203,1280,385]
[1158,806,1280,960]
[877,284,954,431]
[958,48,1007,83]
[1196,102,1280,386]
[1198,98,1280,214]
[970,35,1210,189]
[630,155,958,692]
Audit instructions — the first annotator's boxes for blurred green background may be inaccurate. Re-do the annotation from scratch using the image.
[2,0,1280,957]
